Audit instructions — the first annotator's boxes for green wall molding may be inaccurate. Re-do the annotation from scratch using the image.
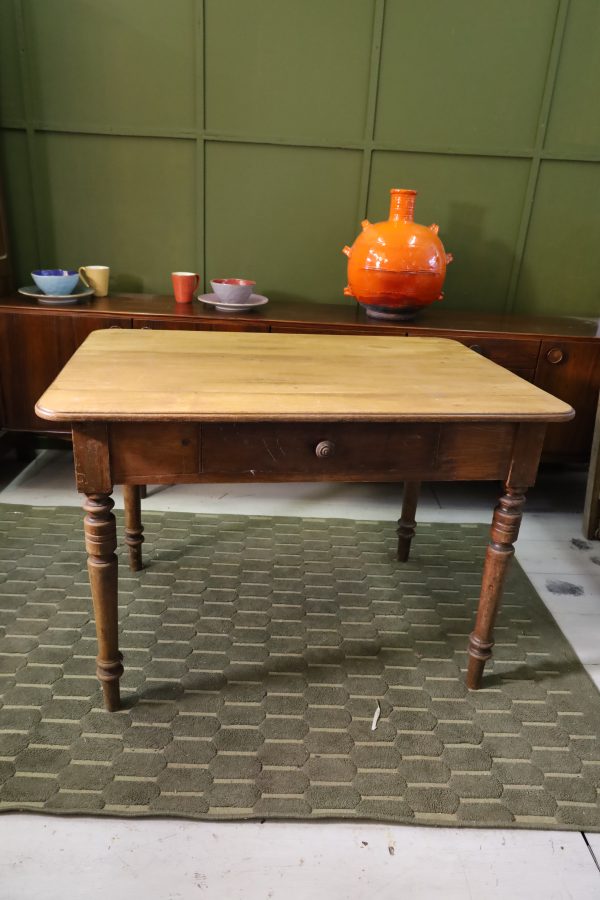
[3,119,600,165]
[194,0,206,288]
[0,0,598,315]
[505,0,571,313]
[13,0,41,265]
[355,0,386,225]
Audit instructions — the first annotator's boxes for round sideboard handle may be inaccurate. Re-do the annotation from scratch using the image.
[546,347,565,365]
[315,440,335,458]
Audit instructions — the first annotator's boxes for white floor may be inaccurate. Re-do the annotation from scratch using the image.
[1,450,599,899]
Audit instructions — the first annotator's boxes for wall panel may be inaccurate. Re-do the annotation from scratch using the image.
[544,0,600,156]
[205,0,373,143]
[0,130,37,277]
[36,133,196,293]
[25,0,196,133]
[376,0,558,151]
[0,1,24,123]
[0,0,598,316]
[515,161,600,316]
[369,152,530,311]
[205,142,362,303]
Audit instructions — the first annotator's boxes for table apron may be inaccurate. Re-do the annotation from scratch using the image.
[71,420,531,490]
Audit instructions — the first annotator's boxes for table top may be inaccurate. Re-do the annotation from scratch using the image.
[35,329,575,423]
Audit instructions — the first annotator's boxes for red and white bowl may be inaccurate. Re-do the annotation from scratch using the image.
[210,278,256,304]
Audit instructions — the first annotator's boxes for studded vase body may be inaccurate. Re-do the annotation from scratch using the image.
[342,188,453,320]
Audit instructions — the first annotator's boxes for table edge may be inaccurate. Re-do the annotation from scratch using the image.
[35,404,576,424]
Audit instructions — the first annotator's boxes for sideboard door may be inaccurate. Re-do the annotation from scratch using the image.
[0,312,131,431]
[535,339,600,461]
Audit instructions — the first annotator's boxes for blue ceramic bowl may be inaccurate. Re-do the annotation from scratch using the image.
[32,269,80,295]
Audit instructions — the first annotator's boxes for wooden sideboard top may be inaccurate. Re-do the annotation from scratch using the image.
[0,293,598,341]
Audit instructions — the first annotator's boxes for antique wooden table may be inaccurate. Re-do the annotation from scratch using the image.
[36,329,573,711]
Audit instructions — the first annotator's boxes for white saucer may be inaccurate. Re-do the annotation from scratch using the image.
[19,285,95,305]
[197,292,269,313]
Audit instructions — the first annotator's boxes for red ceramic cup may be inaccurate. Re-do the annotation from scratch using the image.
[172,271,200,304]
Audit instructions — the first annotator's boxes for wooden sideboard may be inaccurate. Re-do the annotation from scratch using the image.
[0,293,598,462]
[0,181,13,457]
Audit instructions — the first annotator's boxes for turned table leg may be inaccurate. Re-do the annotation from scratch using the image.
[84,493,123,711]
[467,484,527,689]
[123,484,144,572]
[397,481,420,562]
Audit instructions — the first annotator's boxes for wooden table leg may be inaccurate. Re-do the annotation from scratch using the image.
[397,481,420,562]
[467,484,527,689]
[84,492,123,711]
[123,484,144,572]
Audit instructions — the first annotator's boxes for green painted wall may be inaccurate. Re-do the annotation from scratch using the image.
[0,0,599,315]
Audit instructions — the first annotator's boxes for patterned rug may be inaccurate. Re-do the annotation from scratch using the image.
[0,503,599,829]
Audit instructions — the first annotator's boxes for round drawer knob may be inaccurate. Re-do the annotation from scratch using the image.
[468,343,486,356]
[315,440,335,458]
[546,347,565,365]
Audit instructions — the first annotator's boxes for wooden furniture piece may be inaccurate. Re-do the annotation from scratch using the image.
[1,293,598,461]
[0,180,12,459]
[583,395,600,540]
[35,329,573,711]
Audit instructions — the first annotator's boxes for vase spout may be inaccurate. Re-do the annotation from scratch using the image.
[389,189,417,222]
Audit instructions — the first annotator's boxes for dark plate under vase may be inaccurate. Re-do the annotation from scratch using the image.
[360,302,423,321]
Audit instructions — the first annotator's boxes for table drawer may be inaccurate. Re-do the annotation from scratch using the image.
[201,422,439,480]
[110,423,200,481]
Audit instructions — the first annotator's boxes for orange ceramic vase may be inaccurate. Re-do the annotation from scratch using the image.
[342,188,453,320]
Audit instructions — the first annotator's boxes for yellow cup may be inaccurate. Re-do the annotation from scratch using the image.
[79,265,110,297]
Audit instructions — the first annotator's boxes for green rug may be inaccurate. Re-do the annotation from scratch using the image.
[0,503,599,829]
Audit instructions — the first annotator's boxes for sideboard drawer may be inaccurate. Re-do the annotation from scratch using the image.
[451,336,540,371]
[133,318,210,331]
[201,422,439,480]
[406,329,540,373]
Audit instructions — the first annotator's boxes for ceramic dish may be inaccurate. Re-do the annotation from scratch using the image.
[210,278,256,303]
[197,293,268,313]
[31,269,80,295]
[18,285,95,305]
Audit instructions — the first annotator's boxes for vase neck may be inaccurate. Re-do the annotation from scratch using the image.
[389,189,416,222]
